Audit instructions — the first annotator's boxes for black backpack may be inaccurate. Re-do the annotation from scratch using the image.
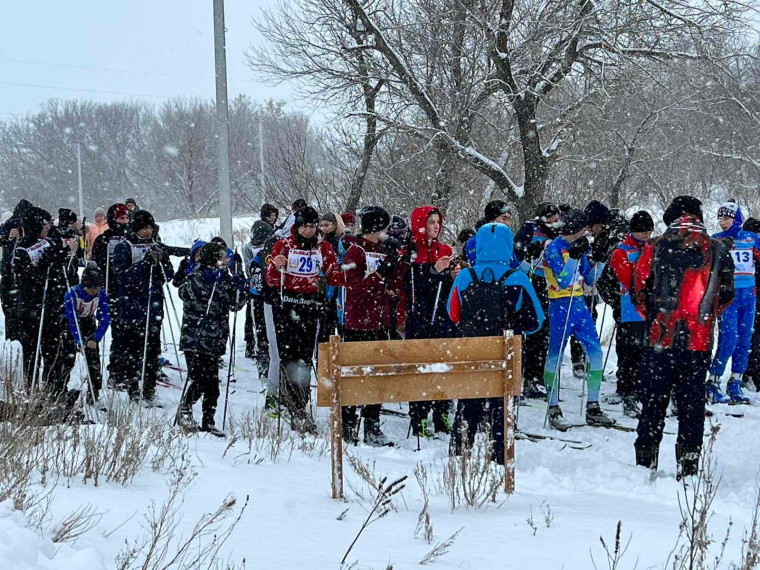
[459,267,521,337]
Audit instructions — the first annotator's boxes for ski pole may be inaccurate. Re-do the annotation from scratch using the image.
[138,264,155,407]
[101,244,111,381]
[430,281,442,324]
[543,260,580,428]
[602,323,617,377]
[30,266,52,397]
[279,267,284,303]
[158,264,189,426]
[223,287,240,431]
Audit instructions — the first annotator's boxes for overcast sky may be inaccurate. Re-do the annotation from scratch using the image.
[0,0,309,119]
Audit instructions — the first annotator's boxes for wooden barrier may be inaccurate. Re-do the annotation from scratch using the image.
[317,331,522,500]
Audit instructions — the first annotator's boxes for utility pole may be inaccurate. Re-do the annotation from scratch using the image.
[76,141,84,219]
[258,114,266,206]
[213,0,233,247]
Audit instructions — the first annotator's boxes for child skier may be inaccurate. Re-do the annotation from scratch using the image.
[178,242,246,436]
[706,201,760,404]
[447,222,544,464]
[60,265,110,403]
[542,209,614,430]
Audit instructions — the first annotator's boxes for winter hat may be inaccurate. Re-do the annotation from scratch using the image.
[21,207,52,238]
[717,200,739,219]
[198,243,224,268]
[94,207,106,219]
[210,236,228,249]
[560,209,589,236]
[359,206,391,234]
[484,200,512,222]
[663,196,703,226]
[294,206,320,231]
[125,198,137,207]
[584,200,611,226]
[292,198,308,211]
[320,212,338,225]
[58,208,78,227]
[629,211,654,233]
[260,203,278,220]
[536,203,560,221]
[457,228,476,245]
[341,212,356,225]
[81,265,105,288]
[744,217,760,235]
[106,203,130,231]
[389,215,409,241]
[558,203,572,214]
[130,209,155,232]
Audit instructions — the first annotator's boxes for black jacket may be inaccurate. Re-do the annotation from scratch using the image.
[179,268,246,355]
[0,200,32,292]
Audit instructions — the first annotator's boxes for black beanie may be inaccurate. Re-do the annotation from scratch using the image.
[58,208,78,227]
[457,228,476,245]
[261,203,278,220]
[744,217,760,235]
[359,206,390,234]
[558,203,572,214]
[584,200,611,226]
[535,202,560,221]
[130,209,155,232]
[629,211,654,233]
[292,198,308,211]
[294,206,320,231]
[663,196,703,226]
[210,236,228,248]
[560,209,589,236]
[21,207,52,239]
[320,212,338,225]
[484,200,511,222]
[81,265,105,288]
[198,243,224,268]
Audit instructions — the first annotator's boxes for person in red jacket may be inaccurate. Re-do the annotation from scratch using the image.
[608,210,654,418]
[632,196,734,479]
[341,206,404,446]
[266,206,344,432]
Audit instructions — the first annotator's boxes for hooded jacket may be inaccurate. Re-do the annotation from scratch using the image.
[447,223,544,335]
[85,217,109,257]
[265,231,343,298]
[242,219,276,280]
[173,240,206,288]
[634,215,734,352]
[0,199,32,289]
[403,206,455,339]
[712,205,760,290]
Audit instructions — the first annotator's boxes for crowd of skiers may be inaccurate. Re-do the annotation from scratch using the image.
[1,192,758,477]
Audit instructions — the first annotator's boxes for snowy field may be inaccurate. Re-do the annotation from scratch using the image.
[2,216,758,569]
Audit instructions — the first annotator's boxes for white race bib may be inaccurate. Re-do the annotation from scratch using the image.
[287,249,322,277]
[365,251,385,275]
[731,248,755,276]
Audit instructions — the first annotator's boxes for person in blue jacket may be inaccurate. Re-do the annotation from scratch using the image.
[447,223,544,464]
[112,210,174,405]
[542,209,614,430]
[707,201,760,404]
[57,265,110,403]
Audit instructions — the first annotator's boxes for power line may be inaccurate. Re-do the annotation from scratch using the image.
[0,57,211,81]
[0,80,184,100]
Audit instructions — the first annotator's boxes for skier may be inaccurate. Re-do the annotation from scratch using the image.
[85,207,108,260]
[464,201,514,265]
[706,201,760,404]
[317,212,346,343]
[172,240,206,289]
[91,203,131,389]
[341,212,356,233]
[447,222,544,464]
[177,243,247,437]
[607,210,654,417]
[112,210,174,405]
[58,265,110,404]
[633,196,734,477]
[542,209,615,430]
[0,199,32,341]
[404,206,456,438]
[243,204,278,362]
[514,203,561,399]
[744,216,760,391]
[266,205,344,432]
[341,206,403,446]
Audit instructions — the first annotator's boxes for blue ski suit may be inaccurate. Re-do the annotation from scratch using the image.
[542,236,605,406]
[709,207,760,377]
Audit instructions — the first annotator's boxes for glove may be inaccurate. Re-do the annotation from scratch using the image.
[376,252,400,279]
[720,237,735,251]
[568,237,590,260]
[147,247,164,264]
[525,240,544,262]
[231,273,247,292]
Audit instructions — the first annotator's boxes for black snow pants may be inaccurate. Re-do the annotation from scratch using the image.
[184,350,221,428]
[615,317,645,399]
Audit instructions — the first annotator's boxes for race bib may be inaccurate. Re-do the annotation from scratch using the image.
[77,296,99,318]
[287,249,322,277]
[24,240,51,267]
[365,251,385,275]
[107,236,126,257]
[731,248,755,276]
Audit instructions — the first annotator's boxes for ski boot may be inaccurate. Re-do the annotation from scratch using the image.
[158,356,171,368]
[586,402,616,427]
[622,395,640,419]
[635,443,659,471]
[547,405,571,431]
[523,379,548,400]
[706,376,730,404]
[363,418,391,447]
[727,375,751,405]
[177,404,198,432]
[200,421,226,438]
[676,444,699,481]
[342,420,359,445]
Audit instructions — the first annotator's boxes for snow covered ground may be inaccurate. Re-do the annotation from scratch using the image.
[3,215,759,569]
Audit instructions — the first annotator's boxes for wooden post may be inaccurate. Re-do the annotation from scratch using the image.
[328,335,344,500]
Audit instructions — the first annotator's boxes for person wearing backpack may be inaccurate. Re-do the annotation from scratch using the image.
[607,211,654,418]
[447,222,544,465]
[542,209,615,430]
[404,206,456,438]
[633,196,734,478]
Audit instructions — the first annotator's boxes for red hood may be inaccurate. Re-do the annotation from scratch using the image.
[410,206,451,264]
